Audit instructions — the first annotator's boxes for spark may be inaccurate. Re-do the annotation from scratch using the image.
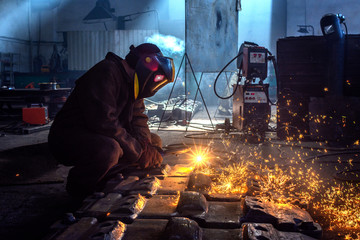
[185,138,360,238]
[187,145,212,168]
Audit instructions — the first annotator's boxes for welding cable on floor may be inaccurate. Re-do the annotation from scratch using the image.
[184,131,233,140]
[163,143,201,155]
[182,122,215,131]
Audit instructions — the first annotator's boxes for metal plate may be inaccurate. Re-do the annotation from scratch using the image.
[241,223,318,240]
[139,195,179,219]
[76,193,147,223]
[122,219,168,240]
[242,197,322,239]
[51,218,126,240]
[157,177,190,195]
[105,176,161,197]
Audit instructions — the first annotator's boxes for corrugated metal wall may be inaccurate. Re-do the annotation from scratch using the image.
[68,30,158,70]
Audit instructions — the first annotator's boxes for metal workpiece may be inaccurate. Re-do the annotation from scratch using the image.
[164,164,195,177]
[187,173,212,191]
[199,201,243,229]
[189,173,247,202]
[122,218,242,240]
[204,192,243,202]
[139,191,243,228]
[104,176,161,197]
[202,228,241,240]
[161,152,193,166]
[157,176,190,195]
[76,193,147,223]
[241,197,322,239]
[245,178,261,196]
[48,217,126,240]
[241,223,318,240]
[76,193,123,218]
[163,217,203,240]
[138,195,179,219]
[122,219,169,240]
[169,217,244,240]
[176,191,209,217]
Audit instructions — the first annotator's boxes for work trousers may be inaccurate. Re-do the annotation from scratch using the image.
[48,128,161,198]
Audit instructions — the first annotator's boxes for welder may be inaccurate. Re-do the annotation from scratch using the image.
[48,43,175,198]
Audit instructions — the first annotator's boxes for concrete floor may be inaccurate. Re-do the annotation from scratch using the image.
[0,112,359,239]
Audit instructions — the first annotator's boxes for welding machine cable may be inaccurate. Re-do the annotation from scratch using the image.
[213,52,243,100]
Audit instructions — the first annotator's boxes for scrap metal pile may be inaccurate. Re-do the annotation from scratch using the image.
[41,132,360,240]
[145,96,203,124]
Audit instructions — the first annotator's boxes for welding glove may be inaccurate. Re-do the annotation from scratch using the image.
[138,139,163,169]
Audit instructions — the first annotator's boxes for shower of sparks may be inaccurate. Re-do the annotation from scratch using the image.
[210,162,249,194]
[186,135,360,239]
[313,183,360,234]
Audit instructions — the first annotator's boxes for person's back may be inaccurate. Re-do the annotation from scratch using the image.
[48,43,175,199]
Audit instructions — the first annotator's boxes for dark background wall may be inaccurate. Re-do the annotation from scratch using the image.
[0,0,359,73]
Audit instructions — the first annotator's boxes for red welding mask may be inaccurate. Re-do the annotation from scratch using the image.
[125,44,175,100]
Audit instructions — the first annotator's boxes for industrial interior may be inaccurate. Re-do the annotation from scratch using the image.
[0,0,359,239]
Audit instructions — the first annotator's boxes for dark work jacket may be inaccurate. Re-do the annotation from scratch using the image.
[50,52,150,161]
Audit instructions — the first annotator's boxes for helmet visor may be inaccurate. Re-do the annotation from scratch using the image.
[134,55,175,99]
[150,56,175,92]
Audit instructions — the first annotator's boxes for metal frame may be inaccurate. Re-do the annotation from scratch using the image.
[157,53,214,132]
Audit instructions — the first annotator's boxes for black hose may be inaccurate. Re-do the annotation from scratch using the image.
[213,53,242,99]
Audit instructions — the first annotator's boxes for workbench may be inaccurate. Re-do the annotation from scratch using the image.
[0,88,71,118]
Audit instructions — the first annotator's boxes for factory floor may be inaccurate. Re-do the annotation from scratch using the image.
[0,127,189,240]
[0,114,359,239]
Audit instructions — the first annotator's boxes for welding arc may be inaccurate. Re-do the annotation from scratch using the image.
[213,52,243,100]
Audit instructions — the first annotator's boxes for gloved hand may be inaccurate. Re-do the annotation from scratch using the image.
[138,139,163,169]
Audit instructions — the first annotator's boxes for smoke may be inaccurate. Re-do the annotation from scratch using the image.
[0,1,29,39]
[145,33,185,101]
[145,33,185,58]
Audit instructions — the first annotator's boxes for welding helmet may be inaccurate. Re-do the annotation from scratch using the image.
[125,43,175,99]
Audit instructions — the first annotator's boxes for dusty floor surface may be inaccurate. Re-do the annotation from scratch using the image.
[0,124,359,239]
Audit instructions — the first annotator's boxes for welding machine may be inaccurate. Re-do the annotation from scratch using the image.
[214,41,275,137]
[232,42,271,136]
[238,42,268,81]
[233,84,270,134]
[22,105,49,125]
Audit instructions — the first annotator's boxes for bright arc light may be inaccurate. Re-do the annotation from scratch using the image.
[187,145,211,168]
[196,155,203,163]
